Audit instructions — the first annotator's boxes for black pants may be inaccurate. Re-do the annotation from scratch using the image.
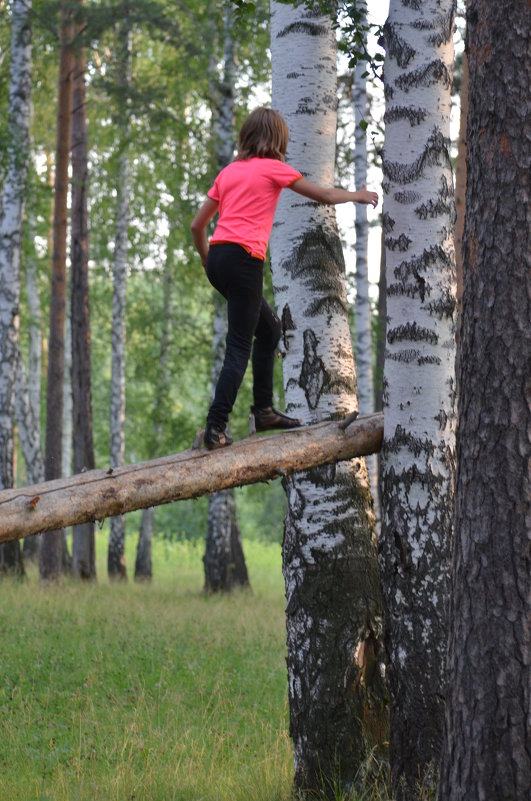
[206,243,281,429]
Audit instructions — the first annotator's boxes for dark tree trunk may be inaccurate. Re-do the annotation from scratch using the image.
[134,506,153,581]
[438,3,531,800]
[70,29,96,580]
[40,4,74,581]
[204,490,249,593]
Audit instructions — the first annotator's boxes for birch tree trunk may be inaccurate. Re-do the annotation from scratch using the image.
[40,3,74,581]
[379,1,457,795]
[439,2,531,799]
[353,14,379,526]
[108,17,132,581]
[134,250,172,580]
[270,3,386,793]
[25,234,42,427]
[15,349,43,560]
[71,34,96,580]
[0,0,32,576]
[203,0,248,593]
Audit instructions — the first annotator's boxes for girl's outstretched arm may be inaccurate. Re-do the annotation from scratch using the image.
[190,197,219,267]
[290,178,378,208]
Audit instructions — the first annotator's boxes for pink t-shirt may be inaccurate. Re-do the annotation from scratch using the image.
[207,157,302,260]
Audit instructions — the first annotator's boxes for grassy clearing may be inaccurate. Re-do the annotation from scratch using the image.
[0,535,398,801]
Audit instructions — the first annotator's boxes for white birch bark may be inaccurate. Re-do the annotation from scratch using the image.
[108,20,132,580]
[0,0,32,573]
[15,352,43,559]
[25,241,42,426]
[380,1,457,795]
[270,2,385,792]
[353,10,379,525]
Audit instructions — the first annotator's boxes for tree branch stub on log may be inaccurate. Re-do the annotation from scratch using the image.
[0,413,383,544]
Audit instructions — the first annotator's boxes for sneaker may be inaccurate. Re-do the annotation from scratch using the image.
[204,423,233,450]
[251,406,303,432]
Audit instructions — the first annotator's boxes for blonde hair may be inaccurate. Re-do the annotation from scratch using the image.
[236,107,289,161]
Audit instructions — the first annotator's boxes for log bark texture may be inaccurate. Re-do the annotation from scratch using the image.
[0,413,382,544]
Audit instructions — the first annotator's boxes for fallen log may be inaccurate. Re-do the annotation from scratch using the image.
[0,412,383,544]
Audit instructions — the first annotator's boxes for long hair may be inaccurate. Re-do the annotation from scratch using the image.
[236,107,289,161]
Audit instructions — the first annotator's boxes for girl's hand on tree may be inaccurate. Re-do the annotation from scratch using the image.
[358,184,379,208]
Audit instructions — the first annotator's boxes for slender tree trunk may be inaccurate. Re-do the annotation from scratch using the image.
[25,230,42,428]
[270,3,386,794]
[379,1,457,796]
[108,17,132,581]
[439,3,531,799]
[71,32,96,580]
[40,4,74,581]
[203,0,248,593]
[134,246,172,580]
[0,0,32,576]
[15,353,44,559]
[353,14,379,527]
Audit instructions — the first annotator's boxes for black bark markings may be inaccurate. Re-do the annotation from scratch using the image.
[281,303,296,352]
[396,60,452,93]
[382,21,416,68]
[387,321,438,346]
[275,21,328,39]
[300,329,329,410]
[383,128,452,186]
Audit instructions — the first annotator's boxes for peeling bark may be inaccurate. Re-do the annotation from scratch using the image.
[380,1,457,796]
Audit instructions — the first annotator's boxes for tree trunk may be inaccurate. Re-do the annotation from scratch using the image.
[71,33,96,580]
[20,216,43,561]
[108,17,132,581]
[270,3,386,794]
[134,246,172,581]
[0,413,383,543]
[0,0,32,577]
[203,0,248,593]
[15,354,44,560]
[379,1,457,796]
[353,18,379,526]
[454,49,467,324]
[204,488,249,592]
[134,506,153,581]
[438,3,531,799]
[40,3,74,581]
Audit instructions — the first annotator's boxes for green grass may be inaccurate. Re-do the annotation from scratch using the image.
[0,536,398,801]
[0,537,292,801]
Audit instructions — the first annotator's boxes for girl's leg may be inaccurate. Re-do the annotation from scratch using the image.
[206,245,264,430]
[251,300,281,409]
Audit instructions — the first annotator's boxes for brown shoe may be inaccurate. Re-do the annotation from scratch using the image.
[251,406,303,432]
[204,424,233,450]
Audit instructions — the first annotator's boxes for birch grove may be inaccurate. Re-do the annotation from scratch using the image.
[380,0,457,795]
[270,1,385,793]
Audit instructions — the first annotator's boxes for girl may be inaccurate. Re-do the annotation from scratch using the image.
[191,107,378,450]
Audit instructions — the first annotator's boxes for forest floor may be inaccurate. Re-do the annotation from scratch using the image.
[0,535,401,801]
